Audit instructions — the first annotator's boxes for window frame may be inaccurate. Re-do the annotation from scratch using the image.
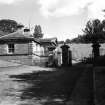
[7,43,15,54]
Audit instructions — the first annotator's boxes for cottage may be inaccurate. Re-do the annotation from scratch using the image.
[0,29,58,66]
[39,37,58,66]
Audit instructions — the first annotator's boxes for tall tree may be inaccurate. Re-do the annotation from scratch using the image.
[65,39,71,43]
[33,25,43,38]
[0,19,24,35]
[83,19,105,43]
[83,19,105,58]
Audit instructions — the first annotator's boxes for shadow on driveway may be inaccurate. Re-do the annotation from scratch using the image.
[10,64,86,105]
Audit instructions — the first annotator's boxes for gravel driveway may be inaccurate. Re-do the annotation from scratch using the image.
[0,60,53,105]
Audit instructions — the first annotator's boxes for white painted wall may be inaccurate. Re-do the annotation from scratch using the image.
[32,41,45,56]
[58,43,105,60]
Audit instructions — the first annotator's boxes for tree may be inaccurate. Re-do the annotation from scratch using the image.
[83,19,105,43]
[0,19,24,35]
[33,25,43,38]
[58,41,64,44]
[65,39,71,44]
[83,19,105,58]
[70,19,105,44]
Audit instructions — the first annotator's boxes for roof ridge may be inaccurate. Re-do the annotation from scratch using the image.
[0,30,33,39]
[0,30,23,39]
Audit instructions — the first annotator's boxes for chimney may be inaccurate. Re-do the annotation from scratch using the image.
[23,28,31,36]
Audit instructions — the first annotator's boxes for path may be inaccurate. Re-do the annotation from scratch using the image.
[0,60,54,105]
[0,60,104,105]
[3,64,86,105]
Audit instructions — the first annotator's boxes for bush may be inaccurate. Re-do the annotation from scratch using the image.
[82,57,94,64]
[82,55,105,66]
[94,55,105,66]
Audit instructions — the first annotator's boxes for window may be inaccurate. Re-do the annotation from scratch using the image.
[8,44,15,54]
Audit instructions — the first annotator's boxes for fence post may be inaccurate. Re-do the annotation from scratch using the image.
[61,43,72,67]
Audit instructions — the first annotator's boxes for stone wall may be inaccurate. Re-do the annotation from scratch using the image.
[15,43,30,54]
[58,43,105,61]
[0,54,49,66]
[0,41,49,66]
[0,43,30,55]
[0,44,7,55]
[0,55,33,65]
[32,41,45,56]
[32,54,48,66]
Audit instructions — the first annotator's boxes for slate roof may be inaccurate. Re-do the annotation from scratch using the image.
[39,37,57,45]
[0,30,57,47]
[0,30,33,39]
[0,30,40,44]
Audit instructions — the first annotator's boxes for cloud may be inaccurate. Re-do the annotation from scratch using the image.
[0,0,24,4]
[88,0,105,20]
[38,0,105,19]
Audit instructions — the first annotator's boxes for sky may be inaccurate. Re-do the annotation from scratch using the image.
[0,0,105,41]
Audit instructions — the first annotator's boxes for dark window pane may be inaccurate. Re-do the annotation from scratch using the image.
[8,44,15,53]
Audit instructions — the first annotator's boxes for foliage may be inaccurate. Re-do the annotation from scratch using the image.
[71,19,105,43]
[65,39,71,43]
[33,25,43,38]
[58,41,64,44]
[70,35,87,43]
[83,19,105,43]
[82,57,94,64]
[0,19,24,34]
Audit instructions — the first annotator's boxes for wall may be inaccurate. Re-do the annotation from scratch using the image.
[70,44,92,60]
[0,55,33,65]
[32,42,40,55]
[15,43,30,54]
[32,41,45,56]
[0,42,32,65]
[58,43,105,61]
[0,41,49,66]
[31,41,48,66]
[0,43,30,55]
[0,54,48,66]
[0,44,7,55]
[31,54,48,66]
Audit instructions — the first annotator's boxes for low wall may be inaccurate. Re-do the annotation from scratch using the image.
[0,54,49,66]
[32,54,48,66]
[0,55,33,65]
[40,57,48,66]
[58,43,105,60]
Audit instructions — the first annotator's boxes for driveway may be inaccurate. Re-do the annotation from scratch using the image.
[0,60,103,105]
[0,60,54,105]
